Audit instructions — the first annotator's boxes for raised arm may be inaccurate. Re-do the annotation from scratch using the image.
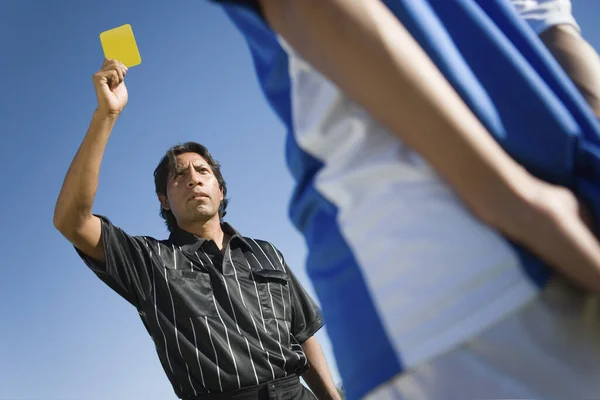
[258,0,600,291]
[53,59,128,262]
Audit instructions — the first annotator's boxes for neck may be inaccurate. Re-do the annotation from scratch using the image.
[179,216,229,250]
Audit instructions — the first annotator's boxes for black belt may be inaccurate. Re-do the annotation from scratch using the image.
[186,375,302,400]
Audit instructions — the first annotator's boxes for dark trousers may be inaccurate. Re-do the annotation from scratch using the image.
[185,375,318,400]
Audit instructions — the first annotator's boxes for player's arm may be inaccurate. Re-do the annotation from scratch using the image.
[258,0,600,291]
[53,59,128,262]
[539,24,600,117]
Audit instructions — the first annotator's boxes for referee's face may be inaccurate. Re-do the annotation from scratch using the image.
[163,152,224,226]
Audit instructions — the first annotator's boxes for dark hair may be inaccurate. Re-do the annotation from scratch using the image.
[154,142,229,232]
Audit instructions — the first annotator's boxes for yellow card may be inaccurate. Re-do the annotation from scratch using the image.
[99,24,142,67]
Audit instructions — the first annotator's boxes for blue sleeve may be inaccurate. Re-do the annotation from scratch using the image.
[210,0,263,15]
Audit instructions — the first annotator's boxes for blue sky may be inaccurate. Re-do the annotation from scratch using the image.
[2,1,600,399]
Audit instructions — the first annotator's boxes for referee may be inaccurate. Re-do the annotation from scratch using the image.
[53,59,340,400]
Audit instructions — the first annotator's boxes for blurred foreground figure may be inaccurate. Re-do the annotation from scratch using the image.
[210,1,600,399]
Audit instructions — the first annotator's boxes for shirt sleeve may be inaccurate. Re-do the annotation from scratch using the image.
[275,249,324,344]
[74,215,154,309]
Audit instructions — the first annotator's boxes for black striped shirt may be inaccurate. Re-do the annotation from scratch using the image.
[75,216,324,398]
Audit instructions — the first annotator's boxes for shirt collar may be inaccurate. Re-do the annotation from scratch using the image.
[168,222,253,251]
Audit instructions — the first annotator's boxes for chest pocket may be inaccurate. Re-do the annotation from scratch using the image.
[166,269,218,319]
[252,268,291,320]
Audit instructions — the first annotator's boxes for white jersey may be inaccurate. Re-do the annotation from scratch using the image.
[510,0,580,33]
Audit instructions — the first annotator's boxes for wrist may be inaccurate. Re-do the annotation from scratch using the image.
[87,108,120,139]
[478,168,540,240]
[93,108,121,121]
[498,175,551,243]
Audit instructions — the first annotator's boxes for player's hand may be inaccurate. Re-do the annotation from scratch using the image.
[92,58,128,116]
[513,179,600,292]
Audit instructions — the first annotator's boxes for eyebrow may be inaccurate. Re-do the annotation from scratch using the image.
[172,163,211,174]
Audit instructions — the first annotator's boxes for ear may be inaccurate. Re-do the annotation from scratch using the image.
[219,186,224,202]
[158,194,170,210]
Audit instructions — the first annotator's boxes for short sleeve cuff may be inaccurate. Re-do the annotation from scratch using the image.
[73,214,113,274]
[294,315,325,344]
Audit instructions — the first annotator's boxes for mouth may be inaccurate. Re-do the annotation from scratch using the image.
[189,192,209,201]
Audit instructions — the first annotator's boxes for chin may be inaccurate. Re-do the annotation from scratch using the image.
[192,208,217,220]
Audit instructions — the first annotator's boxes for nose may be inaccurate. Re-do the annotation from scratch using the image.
[186,167,203,188]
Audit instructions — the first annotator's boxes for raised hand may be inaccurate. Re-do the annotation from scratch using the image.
[92,58,128,116]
